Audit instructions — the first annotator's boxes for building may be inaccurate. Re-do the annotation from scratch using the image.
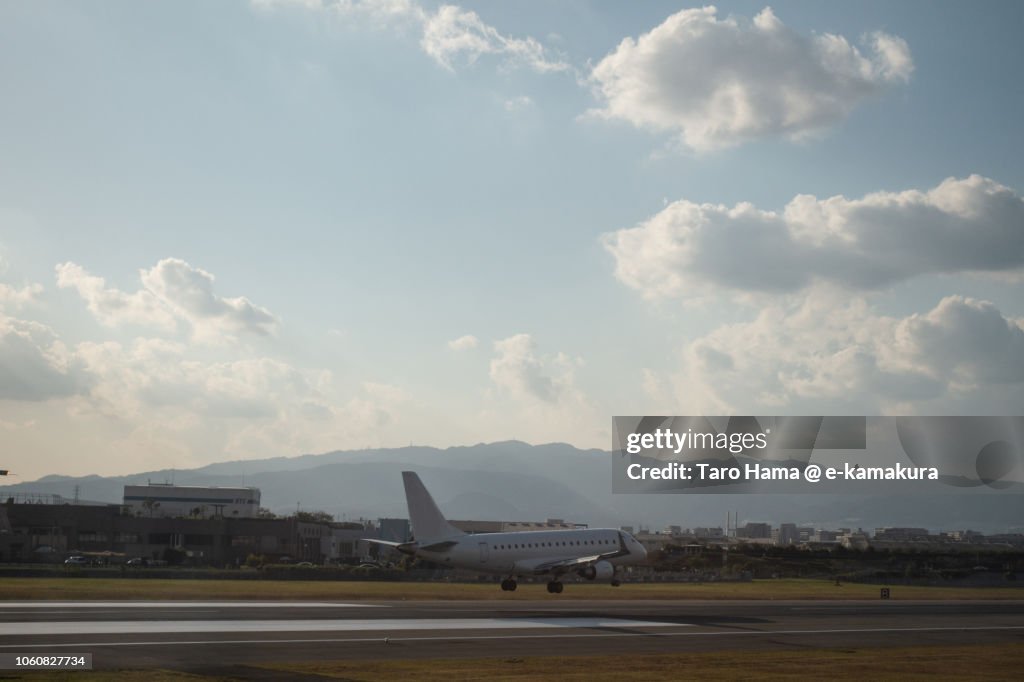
[810,529,840,543]
[774,523,799,546]
[123,484,260,519]
[840,530,871,550]
[377,518,412,543]
[693,527,724,540]
[322,523,378,562]
[873,527,932,543]
[0,501,304,565]
[633,529,677,553]
[736,522,771,539]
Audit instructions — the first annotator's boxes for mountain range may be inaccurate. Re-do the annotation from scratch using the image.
[2,441,1022,533]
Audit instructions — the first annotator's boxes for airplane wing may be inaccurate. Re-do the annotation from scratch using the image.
[363,539,418,555]
[528,532,634,576]
[364,536,460,556]
[530,554,606,575]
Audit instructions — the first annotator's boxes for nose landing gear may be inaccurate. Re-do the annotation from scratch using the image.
[546,581,564,594]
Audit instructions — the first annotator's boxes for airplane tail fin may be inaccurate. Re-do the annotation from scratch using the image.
[402,471,465,544]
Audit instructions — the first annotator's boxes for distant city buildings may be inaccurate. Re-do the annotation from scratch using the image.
[736,522,771,540]
[1,483,1022,565]
[772,523,799,546]
[618,521,1024,554]
[0,485,593,565]
[693,527,724,539]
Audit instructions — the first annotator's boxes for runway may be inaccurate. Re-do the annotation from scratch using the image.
[1,599,1022,672]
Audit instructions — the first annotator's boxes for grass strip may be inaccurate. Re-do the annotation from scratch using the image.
[2,577,1023,601]
[253,643,1024,681]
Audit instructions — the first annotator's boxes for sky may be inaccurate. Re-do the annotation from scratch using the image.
[1,0,1023,481]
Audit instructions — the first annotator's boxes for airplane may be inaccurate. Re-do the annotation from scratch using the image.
[368,471,647,594]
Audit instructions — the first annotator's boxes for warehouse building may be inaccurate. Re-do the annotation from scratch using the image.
[123,484,260,519]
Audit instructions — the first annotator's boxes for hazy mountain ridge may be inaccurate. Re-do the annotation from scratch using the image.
[3,442,1023,532]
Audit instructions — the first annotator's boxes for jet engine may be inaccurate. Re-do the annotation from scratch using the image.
[578,560,615,581]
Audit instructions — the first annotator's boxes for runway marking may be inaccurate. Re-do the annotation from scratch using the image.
[0,618,681,637]
[1,625,1023,649]
[0,610,220,616]
[0,601,378,609]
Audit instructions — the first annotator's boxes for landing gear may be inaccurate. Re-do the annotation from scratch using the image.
[610,579,621,587]
[500,578,518,592]
[546,581,564,594]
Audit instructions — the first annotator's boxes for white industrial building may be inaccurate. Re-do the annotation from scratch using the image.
[123,484,260,519]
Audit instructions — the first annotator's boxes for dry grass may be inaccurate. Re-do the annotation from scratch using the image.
[7,644,1022,681]
[253,643,1024,681]
[5,671,229,682]
[1,576,1023,602]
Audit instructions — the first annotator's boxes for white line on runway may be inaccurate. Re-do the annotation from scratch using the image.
[1,625,1023,649]
[0,601,378,609]
[0,610,220,615]
[0,618,682,636]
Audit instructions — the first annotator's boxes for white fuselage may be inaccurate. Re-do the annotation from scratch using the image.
[414,528,647,576]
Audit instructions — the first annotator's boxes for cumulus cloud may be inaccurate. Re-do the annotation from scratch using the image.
[75,338,311,419]
[672,294,1024,414]
[587,6,912,150]
[448,334,478,351]
[222,379,413,458]
[38,332,416,471]
[0,282,43,309]
[139,258,278,339]
[75,335,404,426]
[253,0,568,73]
[482,333,605,446]
[895,296,1024,387]
[57,258,278,341]
[489,333,562,403]
[0,245,44,310]
[0,314,87,401]
[4,257,415,474]
[604,175,1024,299]
[328,381,411,433]
[421,5,568,73]
[253,0,422,22]
[56,262,178,331]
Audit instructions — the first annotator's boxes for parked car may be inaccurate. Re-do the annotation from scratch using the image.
[125,557,148,567]
[64,556,88,565]
[296,561,315,568]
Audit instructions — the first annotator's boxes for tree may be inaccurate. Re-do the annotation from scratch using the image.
[295,510,334,523]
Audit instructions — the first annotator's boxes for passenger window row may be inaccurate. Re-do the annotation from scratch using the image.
[494,539,613,550]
